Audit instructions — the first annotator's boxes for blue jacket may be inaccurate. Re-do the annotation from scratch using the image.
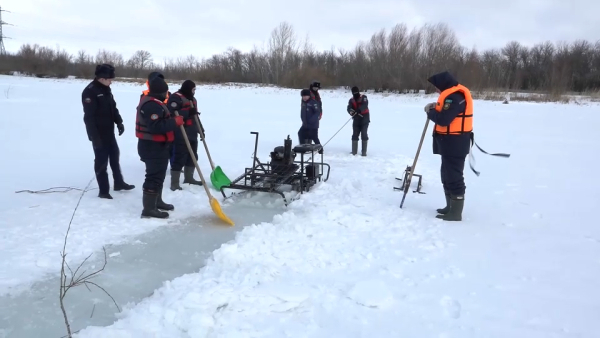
[301,98,321,129]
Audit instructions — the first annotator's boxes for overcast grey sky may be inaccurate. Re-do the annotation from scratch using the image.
[1,0,596,63]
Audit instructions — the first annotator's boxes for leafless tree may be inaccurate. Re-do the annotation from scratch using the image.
[5,21,600,96]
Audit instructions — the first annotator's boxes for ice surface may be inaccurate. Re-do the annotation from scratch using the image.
[1,75,600,338]
[0,197,284,337]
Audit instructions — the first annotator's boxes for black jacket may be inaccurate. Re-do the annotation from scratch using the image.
[82,79,123,141]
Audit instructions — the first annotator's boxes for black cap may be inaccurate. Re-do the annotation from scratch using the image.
[310,81,320,89]
[300,89,310,96]
[95,64,115,79]
[149,76,168,94]
[351,86,359,94]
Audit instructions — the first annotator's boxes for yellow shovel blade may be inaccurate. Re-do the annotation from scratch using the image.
[209,196,234,226]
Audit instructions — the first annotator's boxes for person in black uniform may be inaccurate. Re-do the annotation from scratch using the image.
[81,64,135,199]
[167,80,204,190]
[298,88,322,148]
[346,86,370,156]
[135,76,184,218]
[309,80,323,120]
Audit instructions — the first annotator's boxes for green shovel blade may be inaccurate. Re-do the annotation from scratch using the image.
[210,166,231,190]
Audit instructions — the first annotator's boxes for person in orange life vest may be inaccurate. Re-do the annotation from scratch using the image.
[141,71,170,103]
[135,76,184,219]
[424,71,473,222]
[81,63,135,199]
[346,86,370,156]
[309,81,323,120]
[166,80,204,191]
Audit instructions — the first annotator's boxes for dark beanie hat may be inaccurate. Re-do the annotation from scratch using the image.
[300,89,310,96]
[148,71,164,81]
[351,86,360,94]
[179,80,196,98]
[95,64,115,79]
[149,77,168,94]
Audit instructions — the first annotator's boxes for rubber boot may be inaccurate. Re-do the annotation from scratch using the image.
[436,191,451,214]
[351,140,358,155]
[183,166,203,186]
[170,170,182,191]
[141,190,169,219]
[436,195,464,221]
[361,140,368,156]
[156,187,174,211]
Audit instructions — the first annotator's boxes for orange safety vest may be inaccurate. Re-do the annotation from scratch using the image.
[141,80,169,103]
[434,84,473,135]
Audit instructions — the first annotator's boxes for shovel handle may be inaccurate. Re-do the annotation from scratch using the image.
[193,115,216,170]
[173,111,212,198]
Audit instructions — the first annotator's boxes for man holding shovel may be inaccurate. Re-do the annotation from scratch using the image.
[424,71,473,221]
[166,80,204,190]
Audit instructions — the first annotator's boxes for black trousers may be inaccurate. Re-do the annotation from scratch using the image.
[298,126,320,144]
[440,155,467,196]
[171,139,198,171]
[351,113,370,141]
[93,135,124,194]
[138,140,171,192]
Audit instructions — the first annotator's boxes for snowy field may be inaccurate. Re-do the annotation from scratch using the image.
[1,74,599,337]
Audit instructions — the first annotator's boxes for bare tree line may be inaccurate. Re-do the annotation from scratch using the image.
[1,21,599,94]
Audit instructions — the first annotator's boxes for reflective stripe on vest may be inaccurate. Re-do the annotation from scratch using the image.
[135,96,174,142]
[173,92,197,126]
[434,84,473,135]
[350,95,369,114]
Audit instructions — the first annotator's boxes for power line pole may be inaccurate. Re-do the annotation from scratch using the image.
[0,6,13,54]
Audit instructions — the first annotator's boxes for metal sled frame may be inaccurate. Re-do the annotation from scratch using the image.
[393,165,425,194]
[219,131,331,206]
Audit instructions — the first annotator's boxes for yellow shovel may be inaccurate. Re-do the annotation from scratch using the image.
[173,111,234,226]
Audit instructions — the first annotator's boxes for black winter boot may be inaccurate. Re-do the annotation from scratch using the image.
[141,190,169,219]
[183,166,202,186]
[361,140,368,156]
[170,170,182,191]
[156,187,174,211]
[351,140,358,155]
[98,193,113,199]
[114,181,135,191]
[436,195,464,221]
[436,191,451,214]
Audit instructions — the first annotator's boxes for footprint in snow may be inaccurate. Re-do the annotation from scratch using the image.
[440,296,461,319]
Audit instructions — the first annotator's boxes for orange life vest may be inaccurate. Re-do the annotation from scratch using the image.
[434,84,473,135]
[141,80,169,103]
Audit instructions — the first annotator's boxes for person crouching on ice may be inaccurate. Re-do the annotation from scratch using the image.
[298,89,322,151]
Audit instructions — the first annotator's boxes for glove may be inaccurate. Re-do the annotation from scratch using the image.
[348,109,357,117]
[174,115,184,126]
[91,138,102,150]
[117,123,124,136]
[424,102,436,112]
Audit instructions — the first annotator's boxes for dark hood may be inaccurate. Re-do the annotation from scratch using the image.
[178,80,196,100]
[427,71,459,91]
